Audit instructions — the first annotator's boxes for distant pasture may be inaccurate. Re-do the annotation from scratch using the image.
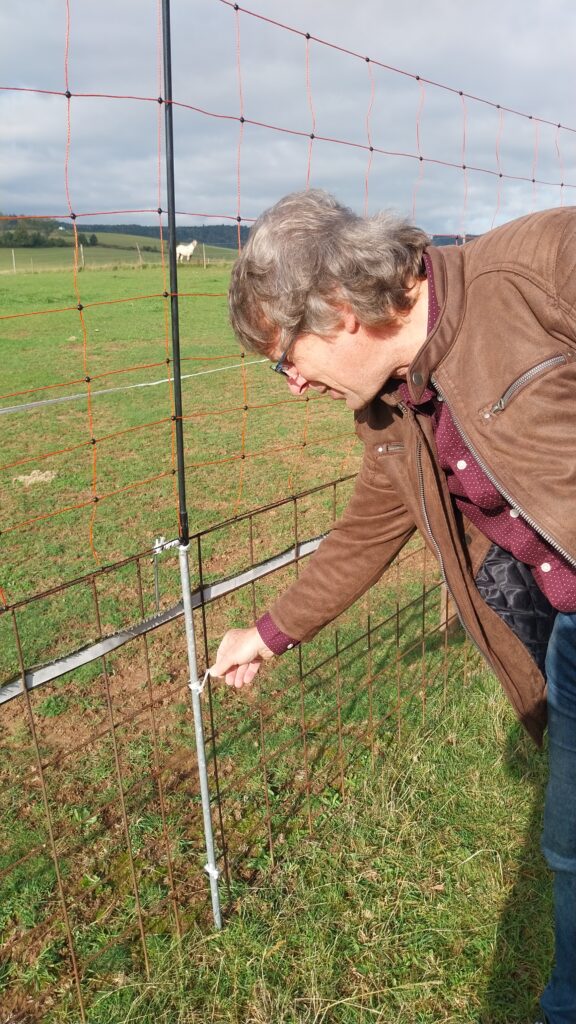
[0,233,237,273]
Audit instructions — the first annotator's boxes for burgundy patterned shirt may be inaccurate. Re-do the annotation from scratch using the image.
[255,609,297,656]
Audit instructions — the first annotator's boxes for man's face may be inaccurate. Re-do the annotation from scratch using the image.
[270,316,406,411]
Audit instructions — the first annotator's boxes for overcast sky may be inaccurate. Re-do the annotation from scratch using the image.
[1,0,575,235]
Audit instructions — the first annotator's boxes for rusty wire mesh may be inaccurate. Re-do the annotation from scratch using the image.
[0,481,478,1020]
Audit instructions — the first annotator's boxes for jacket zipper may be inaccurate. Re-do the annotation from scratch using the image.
[401,402,490,663]
[415,437,447,582]
[415,435,492,663]
[431,374,576,569]
[400,400,451,590]
[489,354,568,414]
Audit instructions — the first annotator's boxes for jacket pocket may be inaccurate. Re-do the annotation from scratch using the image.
[483,353,572,417]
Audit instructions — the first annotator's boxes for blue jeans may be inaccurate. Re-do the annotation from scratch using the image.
[540,612,576,1024]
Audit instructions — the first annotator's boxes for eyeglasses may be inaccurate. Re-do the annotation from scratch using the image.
[271,348,290,376]
[270,344,294,377]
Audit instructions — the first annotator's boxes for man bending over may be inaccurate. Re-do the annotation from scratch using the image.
[212,190,576,1024]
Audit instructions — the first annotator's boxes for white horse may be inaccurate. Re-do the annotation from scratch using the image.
[176,240,198,262]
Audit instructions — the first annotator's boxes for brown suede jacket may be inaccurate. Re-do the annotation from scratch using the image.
[268,207,576,745]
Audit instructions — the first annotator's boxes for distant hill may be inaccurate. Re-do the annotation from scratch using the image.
[74,222,250,249]
[1,213,479,253]
[77,225,478,248]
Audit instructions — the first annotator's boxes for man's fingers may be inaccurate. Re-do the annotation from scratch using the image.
[242,661,261,686]
[223,660,261,689]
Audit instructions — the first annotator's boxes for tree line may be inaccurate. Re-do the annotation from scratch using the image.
[0,214,248,250]
[78,222,250,247]
[0,216,98,248]
[0,215,474,251]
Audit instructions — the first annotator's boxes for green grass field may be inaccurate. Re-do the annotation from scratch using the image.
[0,235,237,272]
[0,260,553,1023]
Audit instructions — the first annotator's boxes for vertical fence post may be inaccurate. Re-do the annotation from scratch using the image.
[162,0,222,930]
[179,544,222,928]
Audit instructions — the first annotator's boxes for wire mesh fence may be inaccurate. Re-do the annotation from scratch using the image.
[2,0,574,616]
[1,0,574,1018]
[0,485,479,1020]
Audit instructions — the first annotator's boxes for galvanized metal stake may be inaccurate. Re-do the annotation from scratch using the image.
[179,543,222,929]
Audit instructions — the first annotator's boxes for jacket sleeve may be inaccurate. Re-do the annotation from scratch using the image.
[266,446,416,643]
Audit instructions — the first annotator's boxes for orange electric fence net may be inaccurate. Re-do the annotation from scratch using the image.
[0,0,574,1017]
[1,0,575,620]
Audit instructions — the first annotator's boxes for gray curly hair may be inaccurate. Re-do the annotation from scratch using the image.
[228,189,430,354]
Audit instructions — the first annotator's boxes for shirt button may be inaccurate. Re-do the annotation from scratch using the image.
[509,508,520,519]
[541,563,552,573]
[287,643,294,649]
[456,459,467,470]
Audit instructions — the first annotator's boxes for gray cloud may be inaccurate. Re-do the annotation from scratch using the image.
[1,0,575,233]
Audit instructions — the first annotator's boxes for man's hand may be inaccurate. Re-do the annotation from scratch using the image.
[210,626,274,689]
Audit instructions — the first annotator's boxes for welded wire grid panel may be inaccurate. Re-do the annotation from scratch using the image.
[0,483,481,1020]
[0,0,573,1018]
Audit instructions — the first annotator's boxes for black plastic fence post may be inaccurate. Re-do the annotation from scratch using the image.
[161,0,188,545]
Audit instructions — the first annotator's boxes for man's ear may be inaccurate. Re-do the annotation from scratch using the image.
[341,306,360,335]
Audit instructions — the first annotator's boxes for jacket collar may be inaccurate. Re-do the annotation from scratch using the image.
[405,243,467,402]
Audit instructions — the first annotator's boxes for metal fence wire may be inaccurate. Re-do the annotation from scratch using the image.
[2,0,571,1017]
[0,485,476,1020]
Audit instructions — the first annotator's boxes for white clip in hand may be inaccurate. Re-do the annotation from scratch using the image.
[189,669,210,696]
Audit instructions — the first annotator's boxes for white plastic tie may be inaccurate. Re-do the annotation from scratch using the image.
[204,862,220,881]
[153,536,179,555]
[189,669,210,696]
